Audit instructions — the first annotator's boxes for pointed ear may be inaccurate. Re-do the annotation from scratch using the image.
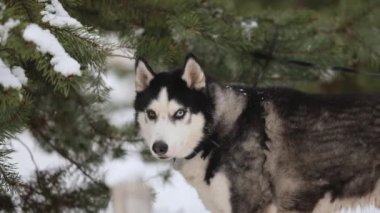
[135,59,155,92]
[181,56,206,90]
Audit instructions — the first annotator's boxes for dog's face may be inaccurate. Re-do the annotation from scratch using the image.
[134,56,212,160]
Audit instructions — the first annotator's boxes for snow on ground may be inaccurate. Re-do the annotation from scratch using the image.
[102,146,209,213]
[342,207,380,213]
[22,24,81,77]
[148,167,209,213]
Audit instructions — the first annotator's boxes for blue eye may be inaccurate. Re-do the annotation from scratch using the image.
[174,109,186,119]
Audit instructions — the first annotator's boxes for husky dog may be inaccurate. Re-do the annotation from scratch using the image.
[134,55,380,213]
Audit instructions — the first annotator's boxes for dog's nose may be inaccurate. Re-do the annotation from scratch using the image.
[152,141,168,155]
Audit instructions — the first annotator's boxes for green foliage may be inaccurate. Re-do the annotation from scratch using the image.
[0,0,128,211]
[18,169,109,212]
[0,146,20,195]
[71,0,380,90]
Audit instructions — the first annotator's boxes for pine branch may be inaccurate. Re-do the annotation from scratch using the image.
[108,54,134,60]
[251,50,380,76]
[0,152,21,195]
[32,126,104,187]
[19,1,37,22]
[334,1,380,34]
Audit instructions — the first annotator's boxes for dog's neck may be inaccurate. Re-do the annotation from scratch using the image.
[184,82,249,159]
[208,82,248,137]
[181,82,250,183]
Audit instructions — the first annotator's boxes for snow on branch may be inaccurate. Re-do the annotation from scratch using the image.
[0,59,22,89]
[12,66,28,85]
[39,0,109,62]
[0,18,20,45]
[22,24,81,77]
[40,0,82,28]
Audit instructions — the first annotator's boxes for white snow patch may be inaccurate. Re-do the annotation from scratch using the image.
[23,24,81,76]
[106,48,135,71]
[106,108,135,127]
[39,0,105,47]
[134,28,145,36]
[241,20,258,40]
[0,58,21,89]
[148,169,210,213]
[0,18,20,45]
[104,153,146,185]
[241,20,258,30]
[342,206,380,213]
[12,66,27,85]
[9,130,68,180]
[102,145,209,213]
[321,68,336,82]
[40,0,82,28]
[39,0,105,46]
[103,72,135,104]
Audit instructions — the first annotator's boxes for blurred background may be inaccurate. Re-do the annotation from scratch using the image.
[1,0,380,212]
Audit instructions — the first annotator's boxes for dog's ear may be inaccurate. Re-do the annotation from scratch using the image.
[181,55,206,90]
[135,59,155,92]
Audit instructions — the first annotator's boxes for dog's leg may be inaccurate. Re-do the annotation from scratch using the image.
[277,193,321,213]
[263,203,278,213]
[274,178,324,213]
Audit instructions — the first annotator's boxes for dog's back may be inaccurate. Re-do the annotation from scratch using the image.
[262,88,380,212]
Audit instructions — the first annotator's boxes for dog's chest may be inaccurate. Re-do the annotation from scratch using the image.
[178,157,232,213]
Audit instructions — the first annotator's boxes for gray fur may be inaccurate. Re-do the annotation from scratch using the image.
[205,82,380,213]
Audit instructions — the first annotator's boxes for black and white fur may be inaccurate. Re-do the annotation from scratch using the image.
[134,55,380,213]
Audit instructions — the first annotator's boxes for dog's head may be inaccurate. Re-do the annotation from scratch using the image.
[134,55,212,160]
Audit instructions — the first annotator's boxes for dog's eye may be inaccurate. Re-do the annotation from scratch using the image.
[173,109,187,120]
[146,109,157,120]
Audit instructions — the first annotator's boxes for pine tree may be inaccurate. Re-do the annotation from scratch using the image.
[1,0,380,212]
[0,0,131,211]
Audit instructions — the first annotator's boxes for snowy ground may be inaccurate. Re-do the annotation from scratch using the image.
[8,65,380,213]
